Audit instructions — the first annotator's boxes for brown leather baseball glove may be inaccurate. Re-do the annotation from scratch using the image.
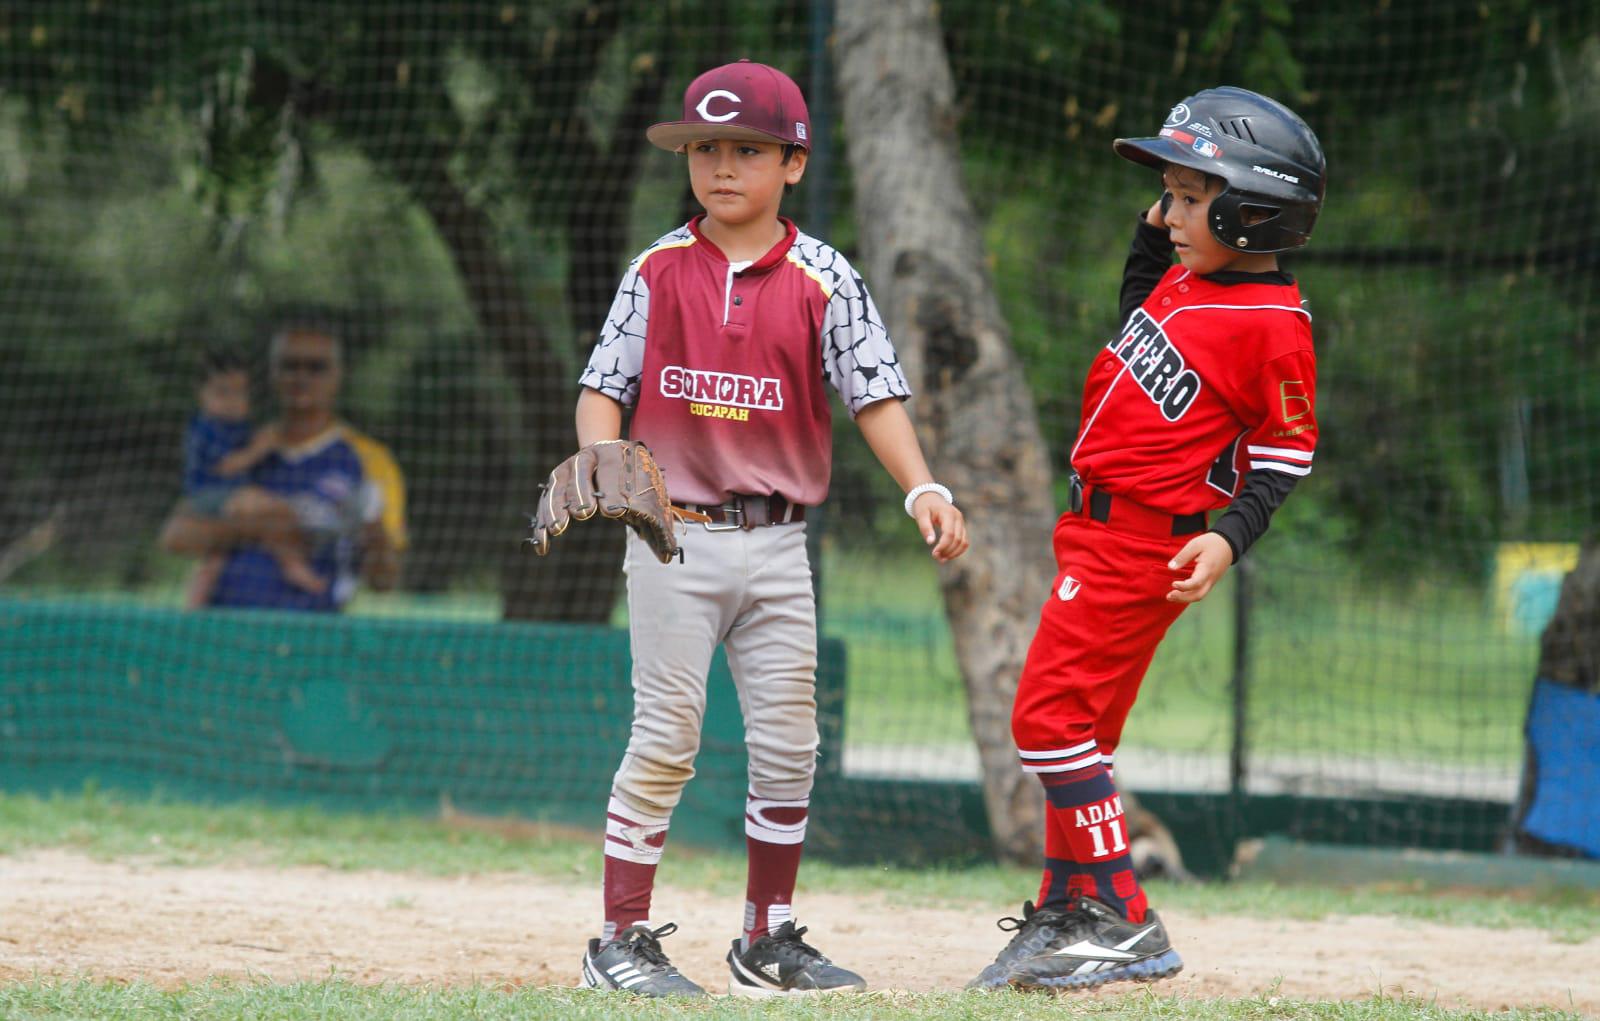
[527,440,704,565]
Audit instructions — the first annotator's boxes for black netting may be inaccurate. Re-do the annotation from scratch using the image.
[3,1,1596,865]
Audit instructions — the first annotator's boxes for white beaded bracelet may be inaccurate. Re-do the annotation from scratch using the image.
[904,482,955,518]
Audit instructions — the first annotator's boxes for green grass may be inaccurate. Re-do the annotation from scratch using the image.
[0,980,1586,1021]
[4,791,1597,943]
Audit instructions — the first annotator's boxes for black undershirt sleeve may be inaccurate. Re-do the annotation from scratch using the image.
[1209,469,1301,562]
[1119,215,1176,323]
[1116,211,1303,560]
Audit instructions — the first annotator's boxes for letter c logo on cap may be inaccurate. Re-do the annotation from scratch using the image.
[696,89,742,122]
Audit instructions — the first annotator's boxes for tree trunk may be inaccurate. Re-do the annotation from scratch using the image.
[1537,537,1600,692]
[330,1,655,622]
[834,0,1059,864]
[415,159,626,623]
[494,11,669,623]
[564,54,670,364]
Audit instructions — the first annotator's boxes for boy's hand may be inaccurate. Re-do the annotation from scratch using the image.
[1166,531,1232,603]
[913,493,969,563]
[1146,192,1171,229]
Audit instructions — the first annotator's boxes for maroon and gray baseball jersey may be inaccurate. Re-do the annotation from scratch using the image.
[1072,260,1318,521]
[580,215,910,507]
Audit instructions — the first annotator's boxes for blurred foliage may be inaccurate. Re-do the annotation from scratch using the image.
[1,0,1599,596]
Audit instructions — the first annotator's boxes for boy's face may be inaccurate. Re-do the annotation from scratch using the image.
[1161,165,1243,276]
[198,370,250,422]
[1158,168,1280,278]
[687,138,806,231]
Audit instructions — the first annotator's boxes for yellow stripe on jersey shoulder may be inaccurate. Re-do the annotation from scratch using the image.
[343,425,409,551]
[785,249,834,300]
[635,233,697,271]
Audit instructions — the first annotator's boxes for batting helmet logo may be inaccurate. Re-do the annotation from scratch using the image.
[1164,102,1191,128]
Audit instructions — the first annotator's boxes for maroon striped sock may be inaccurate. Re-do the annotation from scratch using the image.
[601,794,669,942]
[742,793,808,944]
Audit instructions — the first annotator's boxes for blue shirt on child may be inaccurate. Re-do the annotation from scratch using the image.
[183,413,254,495]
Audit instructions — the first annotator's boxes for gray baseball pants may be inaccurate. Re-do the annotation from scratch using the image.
[609,521,819,819]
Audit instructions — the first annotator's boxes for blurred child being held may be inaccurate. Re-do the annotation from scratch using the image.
[181,351,325,607]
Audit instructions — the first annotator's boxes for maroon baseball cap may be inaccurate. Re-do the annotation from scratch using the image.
[647,59,811,153]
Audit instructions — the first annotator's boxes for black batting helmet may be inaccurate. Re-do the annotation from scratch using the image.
[1114,86,1326,253]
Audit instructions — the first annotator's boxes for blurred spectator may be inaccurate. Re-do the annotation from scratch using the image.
[180,349,327,608]
[159,325,406,611]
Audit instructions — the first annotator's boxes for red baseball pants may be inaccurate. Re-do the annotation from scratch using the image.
[1011,511,1193,769]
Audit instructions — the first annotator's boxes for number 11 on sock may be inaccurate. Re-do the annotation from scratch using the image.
[1086,819,1127,858]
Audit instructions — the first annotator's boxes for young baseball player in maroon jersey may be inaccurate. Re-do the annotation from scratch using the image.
[970,86,1326,992]
[575,59,968,999]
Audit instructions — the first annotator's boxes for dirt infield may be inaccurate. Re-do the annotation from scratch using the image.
[2,849,1593,1013]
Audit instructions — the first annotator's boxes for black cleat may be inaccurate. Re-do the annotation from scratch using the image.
[1005,896,1183,990]
[726,921,867,998]
[581,922,707,998]
[966,900,1080,990]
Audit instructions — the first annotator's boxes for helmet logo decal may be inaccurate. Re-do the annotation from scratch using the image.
[1160,127,1224,159]
[1251,164,1300,184]
[695,89,742,122]
[1164,102,1191,128]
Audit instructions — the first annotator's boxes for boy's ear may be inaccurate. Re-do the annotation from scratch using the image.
[784,147,808,186]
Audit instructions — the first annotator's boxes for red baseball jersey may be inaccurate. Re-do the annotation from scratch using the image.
[1071,265,1317,514]
[580,216,910,507]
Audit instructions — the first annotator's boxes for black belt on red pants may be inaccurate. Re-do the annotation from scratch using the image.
[1069,473,1207,538]
[676,494,806,530]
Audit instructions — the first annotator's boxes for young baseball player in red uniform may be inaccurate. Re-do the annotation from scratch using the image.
[575,59,968,999]
[970,86,1326,991]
